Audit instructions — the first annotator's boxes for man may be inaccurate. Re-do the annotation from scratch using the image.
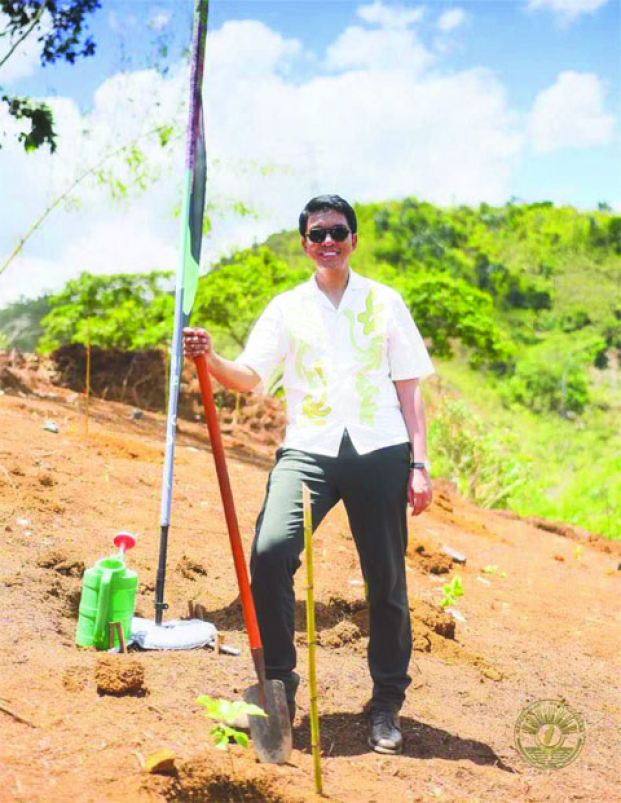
[184,195,434,755]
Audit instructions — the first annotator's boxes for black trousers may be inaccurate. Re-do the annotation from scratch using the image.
[250,430,412,712]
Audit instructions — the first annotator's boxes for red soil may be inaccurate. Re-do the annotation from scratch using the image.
[1,377,620,802]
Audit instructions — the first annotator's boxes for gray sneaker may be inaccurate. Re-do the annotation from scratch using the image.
[368,709,403,755]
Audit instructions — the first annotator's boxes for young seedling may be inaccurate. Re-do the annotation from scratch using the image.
[482,564,506,578]
[196,695,266,750]
[440,574,464,608]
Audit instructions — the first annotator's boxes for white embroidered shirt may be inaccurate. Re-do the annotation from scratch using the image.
[235,269,434,456]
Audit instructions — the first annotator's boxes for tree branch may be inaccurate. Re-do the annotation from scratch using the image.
[0,124,181,277]
[0,2,47,71]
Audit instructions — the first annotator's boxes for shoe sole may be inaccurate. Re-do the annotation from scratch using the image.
[368,737,402,755]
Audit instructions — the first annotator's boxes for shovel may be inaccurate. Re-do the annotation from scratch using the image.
[193,355,292,764]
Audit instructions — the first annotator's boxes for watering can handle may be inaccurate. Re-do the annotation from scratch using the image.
[94,568,113,647]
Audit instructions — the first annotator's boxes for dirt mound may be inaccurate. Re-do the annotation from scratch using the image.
[63,665,90,692]
[0,364,31,394]
[37,549,85,577]
[408,537,454,574]
[319,619,363,648]
[169,751,304,803]
[95,655,146,696]
[51,344,167,410]
[177,554,209,580]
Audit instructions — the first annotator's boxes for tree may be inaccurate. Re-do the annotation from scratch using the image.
[38,270,174,353]
[1,0,101,153]
[394,272,515,367]
[192,247,309,350]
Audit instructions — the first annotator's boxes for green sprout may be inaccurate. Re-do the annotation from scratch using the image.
[482,565,507,578]
[196,695,266,750]
[440,574,464,608]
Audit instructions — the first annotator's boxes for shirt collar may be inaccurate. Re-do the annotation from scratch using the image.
[307,268,366,310]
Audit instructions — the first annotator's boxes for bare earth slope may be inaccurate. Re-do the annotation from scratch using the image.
[1,391,620,803]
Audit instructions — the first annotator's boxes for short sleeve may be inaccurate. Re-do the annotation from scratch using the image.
[387,293,435,380]
[234,298,286,392]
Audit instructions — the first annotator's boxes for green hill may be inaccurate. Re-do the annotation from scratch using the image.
[2,198,620,536]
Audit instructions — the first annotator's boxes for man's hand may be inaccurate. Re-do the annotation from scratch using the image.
[183,327,214,364]
[408,467,432,516]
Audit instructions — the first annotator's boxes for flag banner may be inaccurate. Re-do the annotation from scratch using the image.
[155,0,209,622]
[183,0,208,318]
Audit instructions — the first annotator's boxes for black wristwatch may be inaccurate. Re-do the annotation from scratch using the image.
[410,460,431,471]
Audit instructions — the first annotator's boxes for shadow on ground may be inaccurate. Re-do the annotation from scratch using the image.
[293,711,516,771]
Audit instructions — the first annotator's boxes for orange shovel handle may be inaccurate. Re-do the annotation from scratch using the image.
[194,355,262,652]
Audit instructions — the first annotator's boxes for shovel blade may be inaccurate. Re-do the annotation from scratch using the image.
[244,679,292,764]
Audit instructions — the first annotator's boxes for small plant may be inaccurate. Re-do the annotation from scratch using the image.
[196,695,266,750]
[482,564,507,577]
[574,545,584,560]
[440,574,464,608]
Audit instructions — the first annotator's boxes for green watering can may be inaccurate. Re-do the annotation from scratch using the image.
[75,532,138,650]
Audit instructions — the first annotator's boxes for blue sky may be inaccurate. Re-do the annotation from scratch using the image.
[1,0,619,305]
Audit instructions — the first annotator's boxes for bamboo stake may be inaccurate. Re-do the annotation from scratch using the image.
[303,483,323,795]
[85,322,91,444]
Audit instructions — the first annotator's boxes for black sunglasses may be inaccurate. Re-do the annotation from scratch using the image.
[307,225,351,243]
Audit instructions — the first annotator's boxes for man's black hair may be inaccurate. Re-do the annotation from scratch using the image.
[299,194,357,236]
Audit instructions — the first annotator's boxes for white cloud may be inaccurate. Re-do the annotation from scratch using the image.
[527,0,610,23]
[0,18,524,307]
[529,71,615,153]
[208,20,302,78]
[149,9,172,31]
[357,2,426,28]
[437,9,466,32]
[326,25,433,71]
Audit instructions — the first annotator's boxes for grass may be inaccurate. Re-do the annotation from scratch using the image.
[430,355,621,540]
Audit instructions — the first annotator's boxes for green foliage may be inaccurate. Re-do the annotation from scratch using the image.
[438,357,621,540]
[1,95,56,152]
[0,294,51,351]
[1,1,100,153]
[270,197,620,415]
[38,271,174,353]
[391,270,514,366]
[429,396,527,508]
[196,695,266,751]
[193,247,309,348]
[440,575,464,608]
[501,330,606,415]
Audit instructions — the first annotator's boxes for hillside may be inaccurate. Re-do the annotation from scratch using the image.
[1,382,620,802]
[1,198,620,538]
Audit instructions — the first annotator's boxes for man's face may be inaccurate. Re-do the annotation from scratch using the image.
[301,209,357,272]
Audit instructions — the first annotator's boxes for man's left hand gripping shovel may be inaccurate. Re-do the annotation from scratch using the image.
[193,355,292,764]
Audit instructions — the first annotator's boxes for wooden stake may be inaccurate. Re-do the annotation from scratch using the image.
[303,483,323,796]
[116,622,127,654]
[85,323,91,444]
[108,622,127,653]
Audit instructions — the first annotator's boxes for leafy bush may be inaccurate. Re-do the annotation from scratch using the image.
[38,271,174,353]
[393,271,515,367]
[500,331,606,415]
[428,396,527,508]
[192,247,309,348]
[503,360,589,415]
